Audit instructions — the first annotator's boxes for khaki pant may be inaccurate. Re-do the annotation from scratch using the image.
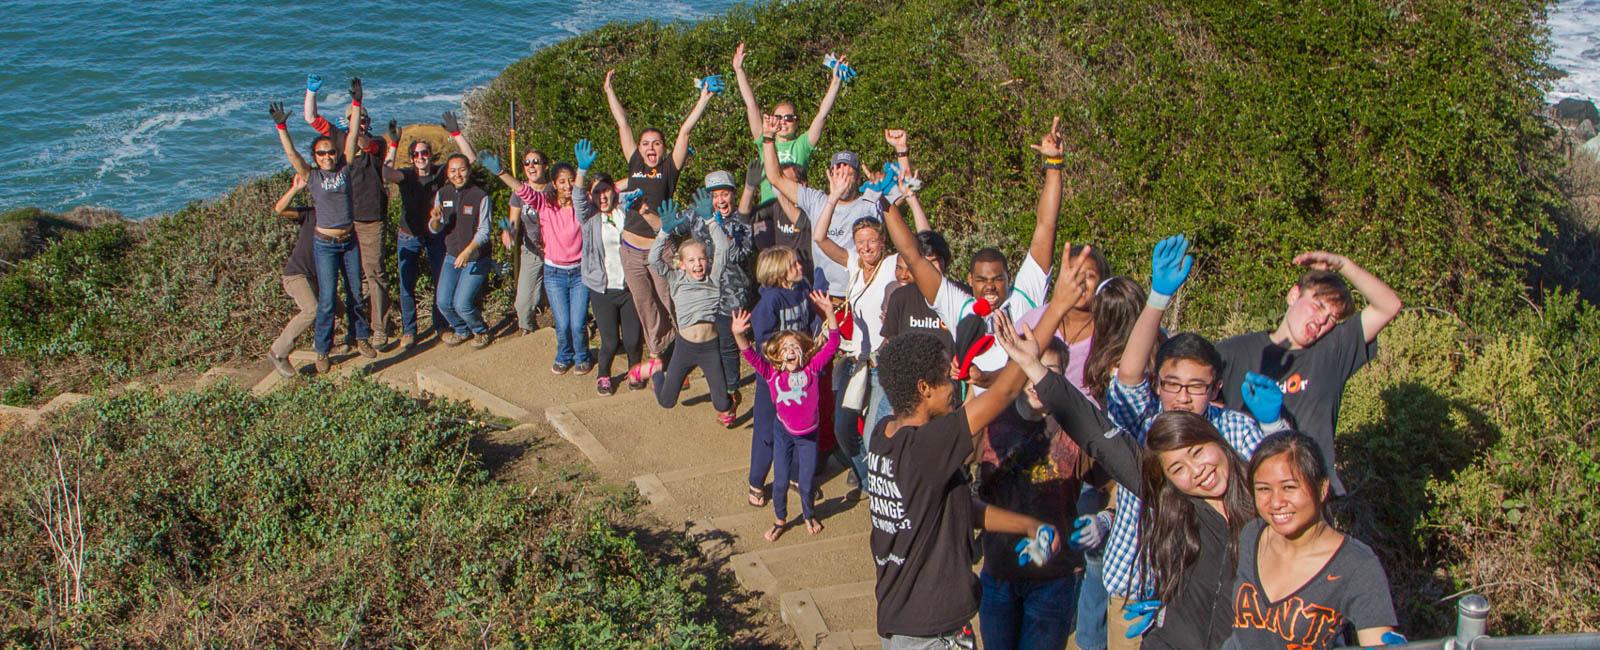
[620,242,674,357]
[272,274,317,358]
[353,220,388,338]
[1106,595,1145,650]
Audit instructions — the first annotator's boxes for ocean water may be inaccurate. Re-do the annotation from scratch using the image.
[0,0,735,219]
[2,0,1596,219]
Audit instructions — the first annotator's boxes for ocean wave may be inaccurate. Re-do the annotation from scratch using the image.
[1547,0,1600,102]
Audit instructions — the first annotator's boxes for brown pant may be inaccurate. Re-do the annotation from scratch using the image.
[1106,595,1145,650]
[620,242,674,357]
[272,274,317,358]
[353,220,388,338]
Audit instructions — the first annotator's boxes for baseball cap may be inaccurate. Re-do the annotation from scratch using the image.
[704,170,736,191]
[829,151,861,170]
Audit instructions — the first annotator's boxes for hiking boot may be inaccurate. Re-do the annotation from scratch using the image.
[370,332,388,350]
[470,331,492,349]
[574,361,595,375]
[357,340,377,358]
[401,334,416,350]
[315,354,331,374]
[268,351,295,378]
[596,376,615,396]
[442,332,465,347]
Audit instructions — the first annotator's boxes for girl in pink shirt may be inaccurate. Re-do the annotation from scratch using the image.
[733,290,839,541]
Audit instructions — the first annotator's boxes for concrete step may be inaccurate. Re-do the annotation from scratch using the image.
[729,532,871,598]
[782,580,877,650]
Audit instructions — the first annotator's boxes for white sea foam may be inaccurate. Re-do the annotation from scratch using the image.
[1547,0,1600,103]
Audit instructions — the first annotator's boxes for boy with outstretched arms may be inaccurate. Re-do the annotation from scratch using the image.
[1214,251,1402,496]
[866,241,1093,648]
[883,120,1066,392]
[1098,235,1285,648]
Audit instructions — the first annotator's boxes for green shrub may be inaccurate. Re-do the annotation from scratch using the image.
[0,379,726,647]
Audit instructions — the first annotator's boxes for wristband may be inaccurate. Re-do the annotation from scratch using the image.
[275,123,286,131]
[449,131,461,137]
[351,100,361,108]
[1043,161,1065,171]
[895,149,910,157]
[1147,291,1172,310]
[762,135,775,142]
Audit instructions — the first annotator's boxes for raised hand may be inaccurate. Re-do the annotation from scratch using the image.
[386,120,401,146]
[1292,250,1347,272]
[349,77,363,104]
[761,113,781,138]
[657,199,685,233]
[884,128,908,151]
[1150,234,1194,299]
[290,172,307,191]
[1050,241,1096,308]
[809,290,832,315]
[269,102,290,126]
[733,42,747,70]
[604,69,616,93]
[574,139,598,172]
[1028,116,1065,159]
[1241,371,1284,426]
[1123,600,1163,638]
[478,153,502,176]
[898,169,923,194]
[306,74,322,93]
[826,164,853,198]
[441,111,461,136]
[731,309,752,333]
[695,74,726,95]
[1013,523,1057,567]
[620,188,644,211]
[992,312,1041,364]
[1067,512,1111,551]
[691,187,716,220]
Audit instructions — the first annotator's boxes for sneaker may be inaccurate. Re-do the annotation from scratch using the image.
[356,340,377,358]
[846,471,860,489]
[470,331,492,349]
[717,410,736,428]
[268,352,295,378]
[315,354,331,374]
[370,332,388,350]
[574,361,595,375]
[442,332,465,347]
[401,334,416,350]
[596,376,614,396]
[551,362,571,375]
[629,358,660,384]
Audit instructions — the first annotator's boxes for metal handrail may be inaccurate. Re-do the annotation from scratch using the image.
[1332,595,1600,650]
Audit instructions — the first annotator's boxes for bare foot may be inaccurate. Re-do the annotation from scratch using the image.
[806,518,824,535]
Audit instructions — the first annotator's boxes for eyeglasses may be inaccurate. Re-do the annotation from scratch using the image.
[1157,379,1214,396]
[775,114,799,123]
[314,149,338,157]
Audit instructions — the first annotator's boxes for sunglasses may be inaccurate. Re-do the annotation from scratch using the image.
[524,159,545,166]
[314,149,338,156]
[413,149,433,157]
[775,114,799,123]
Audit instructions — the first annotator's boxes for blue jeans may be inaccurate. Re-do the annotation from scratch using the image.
[771,428,820,521]
[436,254,490,336]
[1076,551,1110,650]
[396,232,446,337]
[830,357,868,484]
[543,264,592,366]
[749,378,801,490]
[863,368,892,445]
[313,236,370,354]
[979,570,1081,650]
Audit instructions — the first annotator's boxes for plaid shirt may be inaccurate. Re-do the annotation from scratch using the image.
[1101,378,1265,597]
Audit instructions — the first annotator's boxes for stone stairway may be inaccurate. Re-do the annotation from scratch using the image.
[140,325,886,649]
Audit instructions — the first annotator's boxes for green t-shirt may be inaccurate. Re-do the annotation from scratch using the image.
[753,134,816,203]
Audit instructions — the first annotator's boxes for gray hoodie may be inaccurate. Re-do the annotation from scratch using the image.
[649,224,729,330]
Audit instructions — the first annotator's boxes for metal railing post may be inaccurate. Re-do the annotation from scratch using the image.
[1455,594,1490,649]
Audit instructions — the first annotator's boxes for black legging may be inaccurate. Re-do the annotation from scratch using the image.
[590,287,642,377]
[714,314,742,394]
[653,335,731,412]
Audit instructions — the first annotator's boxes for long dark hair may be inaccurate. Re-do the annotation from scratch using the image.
[1136,411,1255,606]
[1083,276,1145,400]
[1247,430,1331,522]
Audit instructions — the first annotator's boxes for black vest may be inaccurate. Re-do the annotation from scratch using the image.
[436,183,489,259]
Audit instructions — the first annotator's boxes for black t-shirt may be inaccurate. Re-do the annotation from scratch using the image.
[976,406,1085,581]
[627,149,679,213]
[866,409,979,637]
[395,164,444,238]
[1216,319,1376,496]
[1222,519,1397,650]
[749,199,814,278]
[282,207,317,278]
[881,283,955,353]
[344,138,388,222]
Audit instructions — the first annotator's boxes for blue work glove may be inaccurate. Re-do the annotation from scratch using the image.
[574,139,598,172]
[478,153,502,176]
[837,63,859,84]
[1149,234,1194,301]
[823,53,842,73]
[1241,371,1285,427]
[1123,599,1163,638]
[695,74,725,94]
[336,116,349,130]
[620,189,644,211]
[500,218,512,232]
[1068,512,1112,551]
[691,187,716,221]
[657,199,685,234]
[1375,630,1408,647]
[306,74,322,93]
[1013,524,1056,567]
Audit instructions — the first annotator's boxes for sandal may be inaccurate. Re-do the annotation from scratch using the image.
[747,485,768,507]
[764,520,786,543]
[805,518,824,535]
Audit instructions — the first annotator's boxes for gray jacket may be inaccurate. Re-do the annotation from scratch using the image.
[572,178,617,293]
[649,223,729,330]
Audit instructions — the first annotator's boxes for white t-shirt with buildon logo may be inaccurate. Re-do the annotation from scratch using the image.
[928,254,1051,393]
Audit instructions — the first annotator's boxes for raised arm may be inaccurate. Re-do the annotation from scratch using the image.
[603,69,638,161]
[270,102,310,177]
[1026,117,1065,269]
[380,120,405,183]
[961,313,1032,435]
[884,202,943,304]
[759,115,803,204]
[572,140,599,220]
[274,173,308,218]
[708,209,732,281]
[673,85,715,169]
[1294,251,1404,341]
[884,129,915,181]
[441,111,477,164]
[341,80,361,163]
[732,42,764,139]
[810,165,853,266]
[302,74,321,126]
[807,56,846,146]
[1118,235,1193,385]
